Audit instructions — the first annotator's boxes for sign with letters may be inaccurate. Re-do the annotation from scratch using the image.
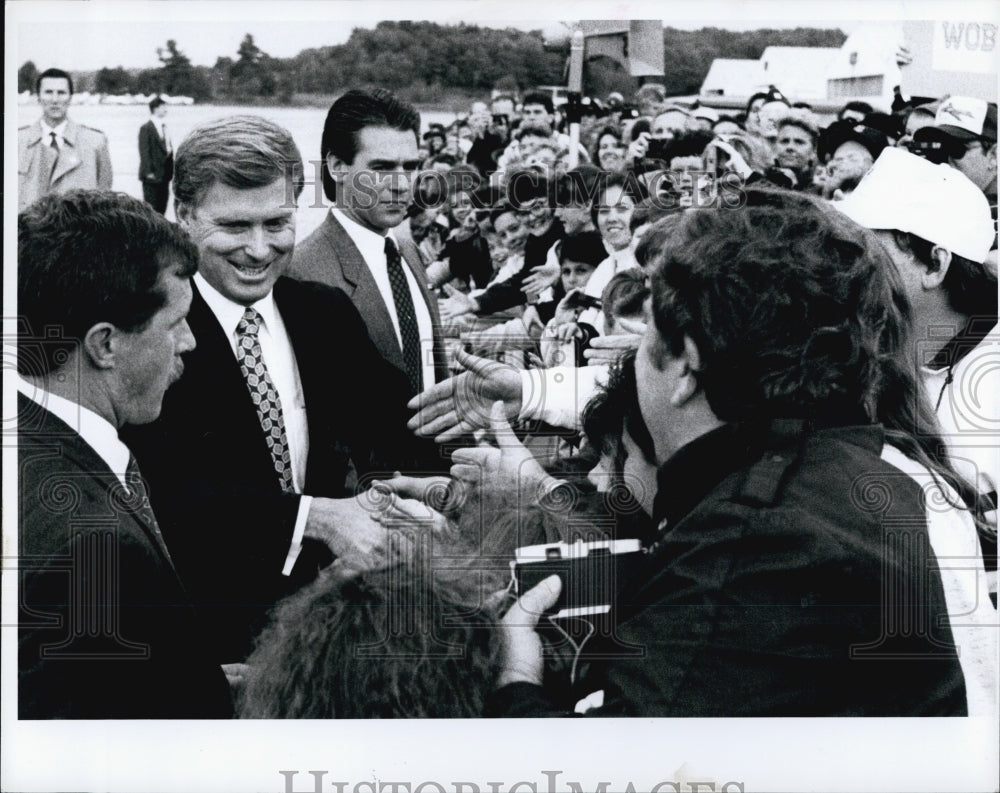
[902,20,998,101]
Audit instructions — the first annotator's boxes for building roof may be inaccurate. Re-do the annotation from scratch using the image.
[760,47,840,100]
[700,58,762,97]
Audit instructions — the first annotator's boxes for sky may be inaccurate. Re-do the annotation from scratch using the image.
[9,0,974,72]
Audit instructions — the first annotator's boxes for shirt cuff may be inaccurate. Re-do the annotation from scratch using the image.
[518,365,610,430]
[281,495,312,576]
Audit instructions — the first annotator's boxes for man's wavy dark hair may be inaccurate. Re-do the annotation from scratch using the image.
[643,186,992,539]
[18,190,198,376]
[320,88,421,202]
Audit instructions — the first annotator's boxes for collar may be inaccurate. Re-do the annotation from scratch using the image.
[926,317,997,371]
[17,376,130,486]
[330,206,399,262]
[193,272,280,338]
[40,119,69,142]
[651,418,881,533]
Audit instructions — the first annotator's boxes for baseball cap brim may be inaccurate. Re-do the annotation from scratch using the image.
[917,124,980,143]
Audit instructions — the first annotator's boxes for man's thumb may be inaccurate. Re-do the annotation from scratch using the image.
[490,400,516,444]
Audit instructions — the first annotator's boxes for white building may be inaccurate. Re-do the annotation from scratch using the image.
[698,25,905,112]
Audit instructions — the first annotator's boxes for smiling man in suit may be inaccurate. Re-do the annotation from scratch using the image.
[138,95,173,214]
[18,190,232,718]
[18,68,113,211]
[291,89,448,397]
[122,115,431,662]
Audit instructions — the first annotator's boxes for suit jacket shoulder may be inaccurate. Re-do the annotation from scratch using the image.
[291,213,448,382]
[18,395,232,718]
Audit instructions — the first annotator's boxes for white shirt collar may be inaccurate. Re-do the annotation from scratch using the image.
[330,206,399,264]
[194,272,280,339]
[40,119,69,141]
[17,376,131,486]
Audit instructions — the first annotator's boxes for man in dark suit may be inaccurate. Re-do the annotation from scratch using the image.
[138,95,173,214]
[122,116,435,662]
[291,89,448,397]
[17,190,232,718]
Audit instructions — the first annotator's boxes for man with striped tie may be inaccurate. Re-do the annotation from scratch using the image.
[122,116,435,663]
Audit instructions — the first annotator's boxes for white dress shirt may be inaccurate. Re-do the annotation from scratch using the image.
[194,273,311,576]
[40,119,69,150]
[330,207,436,388]
[17,376,130,488]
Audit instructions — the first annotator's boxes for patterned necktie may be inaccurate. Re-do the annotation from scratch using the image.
[235,307,295,492]
[124,454,173,564]
[384,237,423,394]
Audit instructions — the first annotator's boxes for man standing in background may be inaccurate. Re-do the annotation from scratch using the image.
[18,67,113,210]
[138,96,173,214]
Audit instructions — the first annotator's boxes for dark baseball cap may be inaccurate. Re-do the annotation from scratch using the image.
[819,120,890,163]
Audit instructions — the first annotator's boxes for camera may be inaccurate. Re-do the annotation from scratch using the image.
[512,539,642,618]
[904,138,952,164]
[492,113,509,126]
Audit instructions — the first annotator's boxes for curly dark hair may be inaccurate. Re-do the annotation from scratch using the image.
[239,548,502,719]
[644,187,992,538]
[18,190,198,376]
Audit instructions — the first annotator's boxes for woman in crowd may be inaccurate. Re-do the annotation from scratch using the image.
[591,126,626,172]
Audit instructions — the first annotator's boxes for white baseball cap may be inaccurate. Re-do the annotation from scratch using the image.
[835,147,994,263]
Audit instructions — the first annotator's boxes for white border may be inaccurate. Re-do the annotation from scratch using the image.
[5,3,999,792]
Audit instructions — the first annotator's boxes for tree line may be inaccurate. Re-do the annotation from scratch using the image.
[17,22,846,103]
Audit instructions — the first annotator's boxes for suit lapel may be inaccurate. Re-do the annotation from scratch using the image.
[322,214,406,370]
[50,121,83,185]
[20,394,179,576]
[184,283,264,433]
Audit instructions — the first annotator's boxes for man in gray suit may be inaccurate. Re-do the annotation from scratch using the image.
[18,68,113,210]
[291,89,447,396]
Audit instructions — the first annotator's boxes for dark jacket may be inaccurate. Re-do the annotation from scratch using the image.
[138,118,173,184]
[121,278,438,661]
[290,212,449,392]
[488,419,968,717]
[19,394,233,718]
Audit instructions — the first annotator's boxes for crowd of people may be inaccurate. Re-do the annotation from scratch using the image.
[16,64,999,721]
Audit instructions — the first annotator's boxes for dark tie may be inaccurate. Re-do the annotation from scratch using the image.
[384,238,423,394]
[235,307,295,492]
[46,132,60,182]
[124,454,173,564]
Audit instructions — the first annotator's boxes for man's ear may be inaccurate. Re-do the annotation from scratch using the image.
[669,335,703,407]
[174,201,193,227]
[82,323,118,370]
[925,246,953,290]
[326,152,346,183]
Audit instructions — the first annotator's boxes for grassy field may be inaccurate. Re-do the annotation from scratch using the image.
[18,102,460,239]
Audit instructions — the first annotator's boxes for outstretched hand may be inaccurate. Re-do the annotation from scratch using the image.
[439,284,479,320]
[450,401,552,500]
[407,348,522,443]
